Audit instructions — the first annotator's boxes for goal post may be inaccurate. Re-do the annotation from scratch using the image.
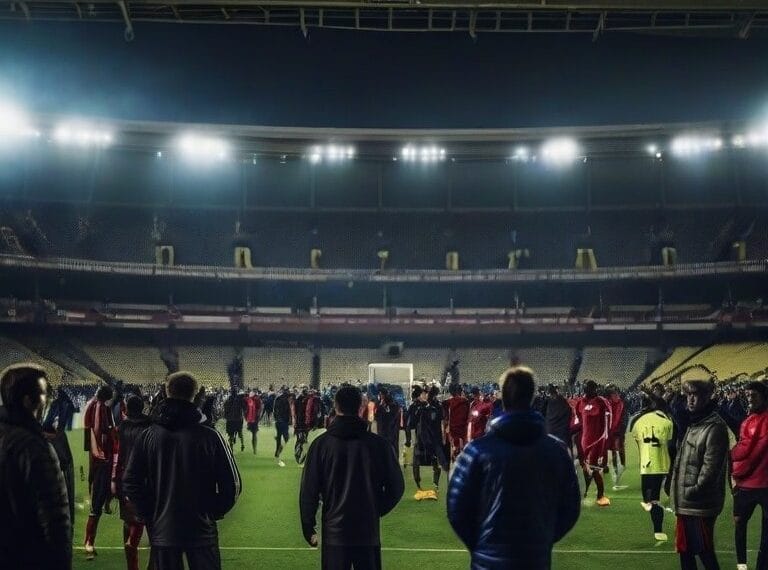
[368,362,414,399]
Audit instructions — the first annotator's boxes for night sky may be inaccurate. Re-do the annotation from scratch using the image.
[1,22,768,128]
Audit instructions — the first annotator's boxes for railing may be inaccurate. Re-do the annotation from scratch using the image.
[0,254,766,284]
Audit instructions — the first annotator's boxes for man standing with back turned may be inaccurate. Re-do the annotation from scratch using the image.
[300,384,405,570]
[123,372,241,570]
[448,367,580,569]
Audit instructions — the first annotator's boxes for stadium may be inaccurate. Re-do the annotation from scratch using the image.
[1,2,768,570]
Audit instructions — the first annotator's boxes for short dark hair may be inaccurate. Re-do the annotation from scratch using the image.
[125,395,145,418]
[746,381,768,400]
[335,384,362,416]
[683,379,715,395]
[449,384,462,397]
[166,372,199,402]
[96,385,114,402]
[499,366,535,410]
[0,363,48,413]
[412,385,423,400]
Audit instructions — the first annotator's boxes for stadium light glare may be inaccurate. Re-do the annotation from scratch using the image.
[646,144,658,155]
[306,143,356,164]
[736,126,768,148]
[0,102,38,139]
[670,135,722,157]
[176,133,228,162]
[540,137,579,166]
[512,146,530,161]
[54,122,114,148]
[400,144,446,163]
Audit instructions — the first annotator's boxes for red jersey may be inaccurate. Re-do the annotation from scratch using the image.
[467,398,493,441]
[576,395,611,451]
[608,396,625,435]
[83,398,115,464]
[443,396,470,436]
[245,396,262,424]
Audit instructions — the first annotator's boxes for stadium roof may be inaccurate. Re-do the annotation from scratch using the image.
[2,0,768,41]
[27,113,757,160]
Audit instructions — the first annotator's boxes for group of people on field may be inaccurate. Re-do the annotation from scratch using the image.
[2,358,768,570]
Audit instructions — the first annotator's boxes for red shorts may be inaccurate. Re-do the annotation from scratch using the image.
[583,441,608,469]
[449,432,465,451]
[608,434,625,452]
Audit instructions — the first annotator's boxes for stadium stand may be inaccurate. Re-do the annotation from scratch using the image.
[578,347,653,388]
[644,342,768,385]
[0,336,67,384]
[79,343,165,384]
[12,205,768,271]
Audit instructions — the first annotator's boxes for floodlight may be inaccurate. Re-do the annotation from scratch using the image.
[54,121,114,148]
[646,144,658,155]
[176,133,228,161]
[512,146,530,161]
[670,135,722,156]
[540,137,579,165]
[0,102,38,139]
[400,144,446,163]
[306,144,356,164]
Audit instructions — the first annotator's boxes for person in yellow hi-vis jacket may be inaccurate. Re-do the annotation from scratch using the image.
[629,391,676,543]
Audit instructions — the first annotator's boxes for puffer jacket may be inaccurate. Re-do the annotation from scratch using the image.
[672,405,729,517]
[447,409,580,570]
[731,409,768,489]
[0,406,72,570]
[123,398,241,548]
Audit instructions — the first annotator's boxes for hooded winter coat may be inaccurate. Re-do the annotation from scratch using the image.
[447,409,580,570]
[299,415,404,547]
[0,406,72,570]
[672,403,729,518]
[122,398,241,548]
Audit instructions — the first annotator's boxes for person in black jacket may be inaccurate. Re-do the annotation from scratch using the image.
[112,395,152,570]
[671,379,728,570]
[0,362,72,570]
[374,388,401,456]
[409,386,450,501]
[123,372,242,570]
[274,388,293,467]
[43,386,76,532]
[544,384,572,453]
[448,367,581,570]
[300,384,405,570]
[223,388,246,452]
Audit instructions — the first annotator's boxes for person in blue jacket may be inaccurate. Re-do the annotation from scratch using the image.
[447,366,581,570]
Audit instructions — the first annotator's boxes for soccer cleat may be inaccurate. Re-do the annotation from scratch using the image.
[654,533,668,542]
[277,460,286,467]
[414,489,426,501]
[737,565,748,570]
[612,485,628,491]
[640,502,653,512]
[596,496,611,507]
[84,544,97,561]
[425,489,439,501]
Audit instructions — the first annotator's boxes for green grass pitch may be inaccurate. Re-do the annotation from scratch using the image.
[68,426,761,570]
